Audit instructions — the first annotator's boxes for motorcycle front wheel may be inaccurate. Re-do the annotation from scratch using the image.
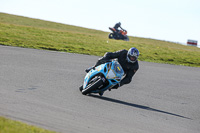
[82,77,103,95]
[124,36,129,41]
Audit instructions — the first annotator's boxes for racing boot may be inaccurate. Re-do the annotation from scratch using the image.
[109,84,119,91]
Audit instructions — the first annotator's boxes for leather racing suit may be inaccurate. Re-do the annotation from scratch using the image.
[95,49,139,87]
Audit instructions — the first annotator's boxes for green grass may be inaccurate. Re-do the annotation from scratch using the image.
[0,12,200,67]
[0,116,57,133]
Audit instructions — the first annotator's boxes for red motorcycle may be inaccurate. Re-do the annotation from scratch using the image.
[108,27,129,41]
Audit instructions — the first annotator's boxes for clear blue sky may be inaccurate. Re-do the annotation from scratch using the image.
[1,0,200,46]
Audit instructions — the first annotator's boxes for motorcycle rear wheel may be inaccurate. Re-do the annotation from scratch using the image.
[108,33,114,39]
[82,77,103,95]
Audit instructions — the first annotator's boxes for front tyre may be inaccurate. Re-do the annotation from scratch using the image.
[82,77,103,95]
[124,36,129,41]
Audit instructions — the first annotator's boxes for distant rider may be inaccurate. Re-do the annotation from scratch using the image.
[113,22,125,33]
[85,47,139,91]
[113,22,127,39]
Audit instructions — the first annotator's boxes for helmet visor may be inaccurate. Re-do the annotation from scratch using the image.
[128,55,136,62]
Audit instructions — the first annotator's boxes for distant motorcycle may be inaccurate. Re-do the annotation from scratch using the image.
[80,60,124,96]
[108,27,129,41]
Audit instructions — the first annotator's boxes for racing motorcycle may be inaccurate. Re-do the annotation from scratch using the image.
[108,27,129,41]
[80,60,124,96]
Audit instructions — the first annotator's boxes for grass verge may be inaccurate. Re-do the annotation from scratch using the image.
[0,116,56,133]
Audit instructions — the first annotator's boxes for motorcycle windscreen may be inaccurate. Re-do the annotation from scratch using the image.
[113,62,124,76]
[106,69,116,79]
[106,61,124,80]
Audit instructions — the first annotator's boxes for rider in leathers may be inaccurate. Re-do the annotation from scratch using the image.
[112,22,127,40]
[87,47,139,89]
[114,22,124,32]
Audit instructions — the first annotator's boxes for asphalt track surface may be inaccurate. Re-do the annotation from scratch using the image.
[0,45,200,133]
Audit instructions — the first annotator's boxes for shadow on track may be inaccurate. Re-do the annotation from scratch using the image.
[88,94,192,120]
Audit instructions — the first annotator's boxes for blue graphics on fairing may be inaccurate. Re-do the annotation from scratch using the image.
[83,60,124,94]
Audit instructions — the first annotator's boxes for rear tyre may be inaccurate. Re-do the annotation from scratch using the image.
[82,77,103,95]
[108,33,114,39]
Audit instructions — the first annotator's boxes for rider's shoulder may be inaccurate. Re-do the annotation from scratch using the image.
[117,49,128,53]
